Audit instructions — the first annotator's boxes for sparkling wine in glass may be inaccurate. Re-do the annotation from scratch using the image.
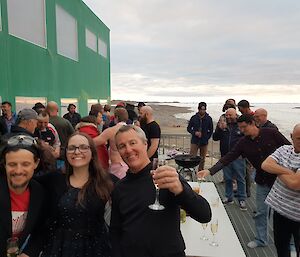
[149,158,165,210]
[200,223,209,240]
[210,219,219,247]
[7,237,19,257]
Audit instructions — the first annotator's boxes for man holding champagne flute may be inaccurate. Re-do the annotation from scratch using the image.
[111,125,212,257]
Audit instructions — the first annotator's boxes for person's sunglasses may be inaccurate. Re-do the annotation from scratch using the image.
[66,144,91,154]
[7,135,38,147]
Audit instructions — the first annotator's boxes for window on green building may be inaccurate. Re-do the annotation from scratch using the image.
[86,28,97,53]
[7,0,46,48]
[98,37,107,58]
[56,4,78,61]
[15,96,47,113]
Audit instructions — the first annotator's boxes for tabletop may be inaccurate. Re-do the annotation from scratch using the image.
[181,182,246,257]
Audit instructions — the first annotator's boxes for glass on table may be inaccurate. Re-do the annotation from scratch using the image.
[210,219,219,247]
[7,237,19,257]
[148,158,166,211]
[200,222,209,240]
[210,196,220,208]
[197,177,206,194]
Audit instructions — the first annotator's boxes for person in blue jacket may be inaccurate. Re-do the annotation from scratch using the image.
[187,102,213,170]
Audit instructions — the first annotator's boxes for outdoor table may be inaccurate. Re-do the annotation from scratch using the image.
[181,182,246,257]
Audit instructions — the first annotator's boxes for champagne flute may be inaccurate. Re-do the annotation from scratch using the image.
[7,237,19,257]
[149,158,165,210]
[200,223,209,240]
[197,177,205,194]
[210,196,219,208]
[210,219,219,247]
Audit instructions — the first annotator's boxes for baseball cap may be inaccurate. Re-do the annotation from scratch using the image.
[17,108,38,123]
[116,102,126,107]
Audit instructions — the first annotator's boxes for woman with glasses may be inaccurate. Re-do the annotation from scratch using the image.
[75,114,109,171]
[37,132,114,257]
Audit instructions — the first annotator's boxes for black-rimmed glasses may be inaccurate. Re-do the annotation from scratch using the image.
[66,144,91,154]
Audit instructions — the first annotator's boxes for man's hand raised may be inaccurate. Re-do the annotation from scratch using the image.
[152,166,183,195]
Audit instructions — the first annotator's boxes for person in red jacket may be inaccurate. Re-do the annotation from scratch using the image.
[75,114,109,171]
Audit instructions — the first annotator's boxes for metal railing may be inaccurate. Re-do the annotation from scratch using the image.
[159,133,191,154]
[159,133,220,166]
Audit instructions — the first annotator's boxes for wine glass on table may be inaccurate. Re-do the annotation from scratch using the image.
[200,223,209,240]
[210,219,219,247]
[7,237,19,257]
[148,158,166,211]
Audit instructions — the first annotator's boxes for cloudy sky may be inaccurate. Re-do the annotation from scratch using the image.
[83,0,300,103]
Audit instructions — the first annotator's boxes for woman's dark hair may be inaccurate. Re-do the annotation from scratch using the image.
[89,104,103,116]
[65,132,113,205]
[80,115,97,125]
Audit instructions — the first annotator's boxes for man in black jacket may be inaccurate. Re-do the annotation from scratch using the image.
[187,102,213,171]
[213,108,247,210]
[198,114,291,249]
[111,125,211,257]
[0,134,45,257]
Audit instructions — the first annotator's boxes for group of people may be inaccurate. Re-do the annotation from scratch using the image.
[0,100,212,257]
[188,99,299,257]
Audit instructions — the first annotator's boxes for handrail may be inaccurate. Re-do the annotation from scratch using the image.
[160,133,220,166]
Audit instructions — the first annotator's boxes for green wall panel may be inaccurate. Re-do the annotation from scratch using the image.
[0,0,110,115]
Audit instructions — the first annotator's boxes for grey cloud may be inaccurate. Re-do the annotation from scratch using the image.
[83,0,300,101]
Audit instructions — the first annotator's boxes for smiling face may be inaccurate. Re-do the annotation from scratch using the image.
[66,134,92,169]
[116,128,149,173]
[5,149,39,192]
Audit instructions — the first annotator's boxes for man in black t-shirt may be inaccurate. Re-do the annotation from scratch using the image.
[140,106,161,161]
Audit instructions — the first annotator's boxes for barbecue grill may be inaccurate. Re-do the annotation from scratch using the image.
[174,154,202,181]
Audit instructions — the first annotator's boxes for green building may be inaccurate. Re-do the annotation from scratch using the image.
[0,0,110,115]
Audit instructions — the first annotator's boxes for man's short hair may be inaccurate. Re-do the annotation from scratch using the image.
[104,104,111,112]
[1,101,12,107]
[237,114,255,124]
[114,108,128,122]
[115,125,147,144]
[237,100,250,108]
[222,103,236,112]
[32,102,45,113]
[37,110,49,119]
[137,102,146,108]
[198,102,207,110]
[67,103,76,111]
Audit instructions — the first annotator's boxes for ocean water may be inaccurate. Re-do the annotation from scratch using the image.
[159,102,300,138]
